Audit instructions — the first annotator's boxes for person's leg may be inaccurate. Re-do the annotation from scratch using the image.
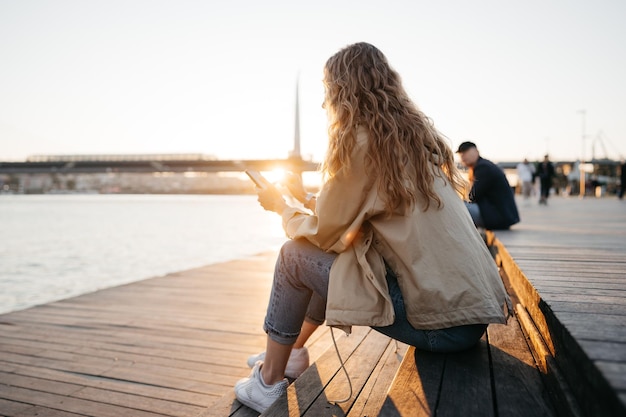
[249,292,323,353]
[246,292,323,377]
[539,180,546,203]
[235,239,335,412]
[263,239,333,343]
[294,319,319,349]
[292,291,325,348]
[464,201,485,228]
[372,265,487,352]
[261,338,294,385]
[261,239,335,381]
[523,181,531,199]
[544,180,550,199]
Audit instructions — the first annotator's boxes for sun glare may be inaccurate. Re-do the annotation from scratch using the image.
[265,168,322,192]
[238,167,322,194]
[264,168,287,185]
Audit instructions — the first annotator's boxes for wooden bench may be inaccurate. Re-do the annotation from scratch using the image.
[376,243,561,417]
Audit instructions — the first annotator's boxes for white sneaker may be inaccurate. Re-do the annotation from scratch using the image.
[234,362,288,413]
[246,347,309,379]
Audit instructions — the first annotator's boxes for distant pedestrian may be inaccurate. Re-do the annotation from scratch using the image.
[457,141,520,229]
[516,158,535,201]
[536,154,555,205]
[617,159,626,200]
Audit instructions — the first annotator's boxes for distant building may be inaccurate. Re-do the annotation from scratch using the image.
[26,153,217,162]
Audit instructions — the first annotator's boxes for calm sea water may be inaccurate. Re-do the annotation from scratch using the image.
[0,194,288,314]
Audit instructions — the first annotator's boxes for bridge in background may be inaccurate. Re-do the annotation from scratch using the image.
[0,155,320,175]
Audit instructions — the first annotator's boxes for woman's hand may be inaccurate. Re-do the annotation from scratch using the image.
[256,183,288,214]
[283,172,307,202]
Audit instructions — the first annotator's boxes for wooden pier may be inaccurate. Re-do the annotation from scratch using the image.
[1,196,625,416]
[0,252,335,416]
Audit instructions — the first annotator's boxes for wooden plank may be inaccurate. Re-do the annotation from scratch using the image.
[0,385,169,417]
[0,398,34,416]
[514,264,625,277]
[297,330,393,416]
[73,386,205,417]
[554,312,626,343]
[196,390,247,417]
[0,322,267,360]
[487,319,555,417]
[532,280,626,291]
[378,347,445,416]
[0,341,236,380]
[0,338,250,377]
[541,293,625,306]
[0,361,215,406]
[436,338,494,417]
[578,339,626,362]
[505,270,624,281]
[347,341,408,417]
[3,405,87,417]
[493,252,625,263]
[5,308,266,337]
[0,369,205,416]
[0,371,82,396]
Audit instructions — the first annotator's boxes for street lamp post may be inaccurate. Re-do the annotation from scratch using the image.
[578,110,586,198]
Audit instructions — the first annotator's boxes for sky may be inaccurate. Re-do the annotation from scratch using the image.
[1,0,625,164]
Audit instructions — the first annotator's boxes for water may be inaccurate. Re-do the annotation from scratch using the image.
[0,194,288,315]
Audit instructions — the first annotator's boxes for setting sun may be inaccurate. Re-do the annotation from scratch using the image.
[264,168,287,185]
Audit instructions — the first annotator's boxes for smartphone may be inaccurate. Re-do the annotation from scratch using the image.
[245,169,271,189]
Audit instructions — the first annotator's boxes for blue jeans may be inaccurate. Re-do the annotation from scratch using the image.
[264,239,487,352]
[465,201,485,228]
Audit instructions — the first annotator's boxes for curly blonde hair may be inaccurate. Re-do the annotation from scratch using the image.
[321,42,466,214]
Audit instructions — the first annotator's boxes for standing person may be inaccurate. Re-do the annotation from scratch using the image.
[456,142,520,230]
[618,160,626,200]
[536,154,555,205]
[516,158,535,202]
[234,42,510,413]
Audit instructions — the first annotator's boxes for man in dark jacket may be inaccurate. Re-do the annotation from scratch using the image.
[457,141,520,230]
[536,154,555,205]
[620,160,626,200]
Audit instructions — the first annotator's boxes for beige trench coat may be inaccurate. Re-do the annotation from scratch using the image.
[281,128,510,332]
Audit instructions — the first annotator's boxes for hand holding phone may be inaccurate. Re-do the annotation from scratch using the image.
[245,169,272,190]
[246,169,288,213]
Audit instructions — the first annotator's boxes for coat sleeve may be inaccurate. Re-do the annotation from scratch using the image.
[281,130,379,253]
[469,161,496,202]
